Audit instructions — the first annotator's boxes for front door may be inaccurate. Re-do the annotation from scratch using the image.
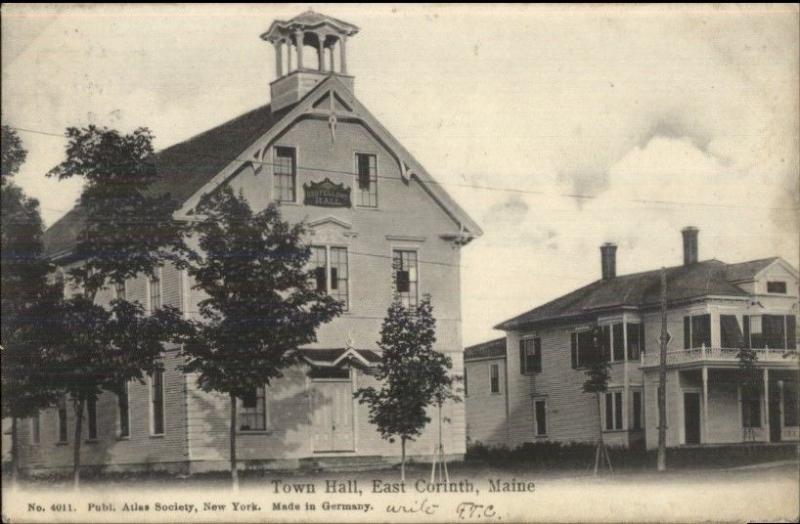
[769,389,782,442]
[684,392,701,445]
[312,380,355,452]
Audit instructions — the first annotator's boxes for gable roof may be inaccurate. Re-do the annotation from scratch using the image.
[723,257,780,282]
[495,259,755,331]
[44,75,482,258]
[464,337,506,361]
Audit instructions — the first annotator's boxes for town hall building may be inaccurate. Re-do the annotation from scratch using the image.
[465,228,798,451]
[18,11,481,473]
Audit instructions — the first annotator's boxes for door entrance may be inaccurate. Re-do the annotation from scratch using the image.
[769,389,782,442]
[312,380,355,452]
[683,392,701,445]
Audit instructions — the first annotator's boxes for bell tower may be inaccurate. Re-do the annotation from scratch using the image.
[261,10,359,112]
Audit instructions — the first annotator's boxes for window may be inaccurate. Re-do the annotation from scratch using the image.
[392,250,418,308]
[631,391,642,430]
[238,387,267,431]
[355,153,377,207]
[150,371,165,435]
[612,323,624,361]
[310,246,349,310]
[148,272,161,313]
[519,337,541,374]
[720,315,744,348]
[627,323,642,361]
[767,281,787,294]
[273,146,296,202]
[784,382,798,427]
[605,391,623,430]
[87,397,97,440]
[114,280,126,300]
[534,399,547,436]
[31,414,40,445]
[745,315,795,349]
[683,314,711,349]
[57,397,68,443]
[118,382,130,438]
[570,330,596,369]
[741,387,761,428]
[490,364,500,394]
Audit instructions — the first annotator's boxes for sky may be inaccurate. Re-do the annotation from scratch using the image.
[2,3,798,346]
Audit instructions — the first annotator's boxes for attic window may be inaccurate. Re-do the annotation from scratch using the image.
[767,281,787,294]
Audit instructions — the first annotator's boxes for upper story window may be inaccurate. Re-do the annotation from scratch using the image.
[612,323,624,361]
[114,280,126,300]
[744,314,796,349]
[310,246,349,310]
[683,314,711,349]
[238,386,267,432]
[355,153,377,207]
[490,364,500,394]
[766,281,787,294]
[274,146,297,203]
[392,250,418,309]
[148,271,161,313]
[570,330,595,369]
[626,323,643,360]
[519,337,541,374]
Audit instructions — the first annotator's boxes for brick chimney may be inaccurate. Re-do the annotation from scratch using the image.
[600,242,617,280]
[682,226,699,266]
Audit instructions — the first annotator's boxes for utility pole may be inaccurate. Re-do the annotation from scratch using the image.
[657,267,668,472]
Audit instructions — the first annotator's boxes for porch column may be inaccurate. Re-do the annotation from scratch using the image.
[274,41,283,77]
[339,36,348,74]
[763,368,770,439]
[702,366,709,443]
[295,30,304,70]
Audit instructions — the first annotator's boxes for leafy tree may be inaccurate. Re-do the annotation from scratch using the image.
[582,325,613,475]
[1,125,60,484]
[182,186,343,490]
[736,347,760,444]
[45,125,192,488]
[355,295,455,482]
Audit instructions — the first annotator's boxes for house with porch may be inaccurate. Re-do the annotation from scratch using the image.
[465,227,798,449]
[17,10,481,474]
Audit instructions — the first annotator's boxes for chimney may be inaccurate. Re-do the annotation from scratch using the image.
[682,226,699,266]
[600,242,617,280]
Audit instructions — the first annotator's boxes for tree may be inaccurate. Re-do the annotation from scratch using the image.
[45,125,192,488]
[182,186,343,490]
[736,346,760,445]
[582,325,612,476]
[1,125,61,485]
[355,295,455,482]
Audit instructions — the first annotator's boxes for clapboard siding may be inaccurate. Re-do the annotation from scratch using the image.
[464,357,507,447]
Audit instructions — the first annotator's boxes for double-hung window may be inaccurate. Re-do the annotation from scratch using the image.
[392,250,419,308]
[534,399,547,436]
[519,337,542,374]
[490,364,500,394]
[683,314,711,349]
[627,323,642,361]
[355,153,377,207]
[115,280,126,300]
[741,387,761,428]
[148,271,162,313]
[239,387,267,431]
[274,146,296,203]
[570,330,596,368]
[743,314,796,349]
[118,382,130,438]
[605,391,623,430]
[310,246,349,310]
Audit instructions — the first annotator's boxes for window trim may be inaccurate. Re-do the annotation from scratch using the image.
[604,390,623,431]
[354,151,378,208]
[766,281,787,294]
[273,145,298,204]
[149,371,165,436]
[310,245,350,311]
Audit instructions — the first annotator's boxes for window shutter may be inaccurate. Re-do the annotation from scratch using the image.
[743,315,750,349]
[534,338,542,372]
[787,315,796,350]
[683,316,691,349]
[519,340,526,375]
[570,332,577,368]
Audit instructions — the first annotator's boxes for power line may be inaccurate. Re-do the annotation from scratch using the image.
[9,125,797,212]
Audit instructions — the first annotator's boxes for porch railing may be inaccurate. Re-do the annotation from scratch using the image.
[640,345,795,367]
